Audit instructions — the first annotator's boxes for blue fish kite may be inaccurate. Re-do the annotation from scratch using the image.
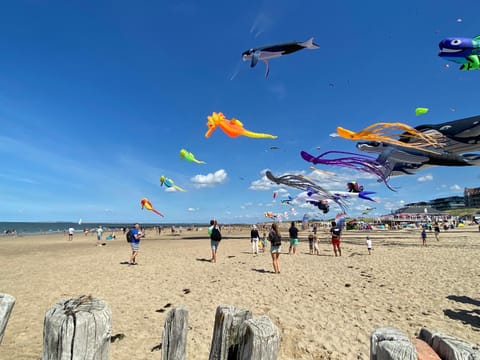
[438,35,480,70]
[242,37,319,77]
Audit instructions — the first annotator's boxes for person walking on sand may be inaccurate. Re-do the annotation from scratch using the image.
[288,221,299,255]
[68,227,75,241]
[308,232,315,255]
[129,223,144,266]
[208,219,222,263]
[366,235,373,255]
[314,234,320,255]
[330,221,342,256]
[250,225,260,255]
[421,228,427,246]
[434,222,440,241]
[268,223,282,274]
[96,226,104,245]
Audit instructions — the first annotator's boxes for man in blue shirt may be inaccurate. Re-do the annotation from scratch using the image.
[129,223,144,266]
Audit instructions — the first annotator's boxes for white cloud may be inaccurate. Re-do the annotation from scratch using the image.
[187,207,198,212]
[190,169,228,188]
[450,184,462,191]
[417,174,433,182]
[249,175,275,190]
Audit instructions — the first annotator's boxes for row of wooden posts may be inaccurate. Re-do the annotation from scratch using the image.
[1,293,479,359]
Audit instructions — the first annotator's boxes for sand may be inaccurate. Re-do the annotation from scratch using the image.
[0,225,479,359]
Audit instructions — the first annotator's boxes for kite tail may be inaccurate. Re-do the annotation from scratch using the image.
[242,129,278,139]
[193,159,206,164]
[173,185,187,192]
[358,191,376,202]
[152,209,164,217]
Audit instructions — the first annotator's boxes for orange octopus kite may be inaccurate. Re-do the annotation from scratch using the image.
[205,112,277,139]
[140,198,164,217]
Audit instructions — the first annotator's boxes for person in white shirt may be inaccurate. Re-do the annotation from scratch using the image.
[68,227,74,241]
[366,236,372,255]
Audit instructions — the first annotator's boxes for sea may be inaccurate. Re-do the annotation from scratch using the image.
[0,222,204,236]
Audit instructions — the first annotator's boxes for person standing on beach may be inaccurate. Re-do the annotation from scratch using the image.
[268,223,282,274]
[421,229,427,246]
[366,236,372,255]
[68,227,75,241]
[288,221,299,255]
[96,226,104,245]
[314,234,320,255]
[208,220,222,263]
[129,223,144,266]
[434,222,440,241]
[308,232,315,255]
[250,225,260,255]
[330,221,342,256]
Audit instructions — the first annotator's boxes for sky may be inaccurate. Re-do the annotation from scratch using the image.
[0,0,479,224]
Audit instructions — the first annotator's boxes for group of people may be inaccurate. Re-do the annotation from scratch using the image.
[210,220,354,274]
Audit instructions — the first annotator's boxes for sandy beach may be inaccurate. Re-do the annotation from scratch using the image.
[0,225,479,359]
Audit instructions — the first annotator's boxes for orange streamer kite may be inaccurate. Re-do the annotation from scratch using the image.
[205,112,277,139]
[336,122,445,152]
[140,198,164,217]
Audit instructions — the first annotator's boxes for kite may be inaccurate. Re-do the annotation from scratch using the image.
[362,207,376,215]
[242,37,319,77]
[438,35,480,70]
[331,190,376,203]
[205,112,277,139]
[265,170,348,212]
[336,122,445,152]
[264,212,277,219]
[281,195,294,205]
[179,149,206,164]
[300,150,396,191]
[309,166,337,177]
[160,176,186,192]
[273,191,277,201]
[346,181,363,193]
[141,198,164,217]
[355,114,480,177]
[357,141,480,178]
[415,108,429,116]
[414,114,480,152]
[294,191,331,213]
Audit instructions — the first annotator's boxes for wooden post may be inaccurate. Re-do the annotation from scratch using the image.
[237,315,279,360]
[42,295,111,360]
[208,305,252,360]
[162,306,188,360]
[0,293,15,345]
[370,327,417,360]
[419,327,480,360]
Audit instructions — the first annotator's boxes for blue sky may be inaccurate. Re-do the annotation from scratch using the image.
[1,0,479,224]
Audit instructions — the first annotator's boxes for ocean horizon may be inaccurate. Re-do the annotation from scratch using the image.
[0,221,210,235]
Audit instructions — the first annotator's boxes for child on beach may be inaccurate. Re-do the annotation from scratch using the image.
[308,233,314,255]
[313,234,320,255]
[366,236,372,255]
[421,229,427,246]
[261,232,267,252]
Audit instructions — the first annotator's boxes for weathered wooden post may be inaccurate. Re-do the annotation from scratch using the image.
[0,293,15,345]
[162,305,188,360]
[237,315,279,360]
[370,327,417,360]
[419,327,480,360]
[42,295,111,360]
[209,305,252,360]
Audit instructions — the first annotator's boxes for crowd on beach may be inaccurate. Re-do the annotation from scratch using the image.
[59,217,472,274]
